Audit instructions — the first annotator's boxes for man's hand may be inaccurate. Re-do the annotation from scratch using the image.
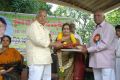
[81,45,88,53]
[49,42,63,48]
[54,42,63,48]
[77,45,88,54]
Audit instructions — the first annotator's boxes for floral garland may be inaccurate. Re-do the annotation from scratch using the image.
[56,32,77,77]
[57,32,77,44]
[57,51,73,75]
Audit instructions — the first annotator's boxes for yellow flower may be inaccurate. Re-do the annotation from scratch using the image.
[70,33,77,44]
[63,42,67,45]
[57,32,63,41]
[57,32,77,44]
[59,66,64,73]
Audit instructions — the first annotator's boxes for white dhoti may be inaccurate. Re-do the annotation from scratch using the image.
[28,64,51,80]
[93,68,115,80]
[116,58,120,80]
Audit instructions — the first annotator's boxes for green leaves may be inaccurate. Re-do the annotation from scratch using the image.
[106,8,120,26]
[0,0,52,15]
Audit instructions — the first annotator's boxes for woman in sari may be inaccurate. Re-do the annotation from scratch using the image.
[0,35,22,80]
[54,23,80,80]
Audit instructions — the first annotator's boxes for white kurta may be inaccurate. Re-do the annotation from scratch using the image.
[116,38,120,80]
[26,20,52,65]
[26,20,52,80]
[74,32,83,45]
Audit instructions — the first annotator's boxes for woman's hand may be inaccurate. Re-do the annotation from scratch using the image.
[0,70,7,74]
[0,67,14,75]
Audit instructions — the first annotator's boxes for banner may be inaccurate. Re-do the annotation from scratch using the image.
[0,11,73,57]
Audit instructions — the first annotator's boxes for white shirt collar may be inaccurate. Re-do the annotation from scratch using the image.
[35,20,43,26]
[99,21,105,27]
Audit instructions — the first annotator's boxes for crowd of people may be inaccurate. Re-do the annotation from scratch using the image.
[0,9,119,80]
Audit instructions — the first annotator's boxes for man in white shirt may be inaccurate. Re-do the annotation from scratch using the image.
[115,25,120,80]
[26,9,54,80]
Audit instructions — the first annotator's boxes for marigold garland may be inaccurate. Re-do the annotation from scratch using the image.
[56,32,78,78]
[57,51,74,78]
[57,32,77,44]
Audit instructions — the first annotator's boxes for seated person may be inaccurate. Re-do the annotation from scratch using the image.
[0,35,23,80]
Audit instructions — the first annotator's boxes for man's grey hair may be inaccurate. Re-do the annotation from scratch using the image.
[36,9,47,18]
[94,9,105,19]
